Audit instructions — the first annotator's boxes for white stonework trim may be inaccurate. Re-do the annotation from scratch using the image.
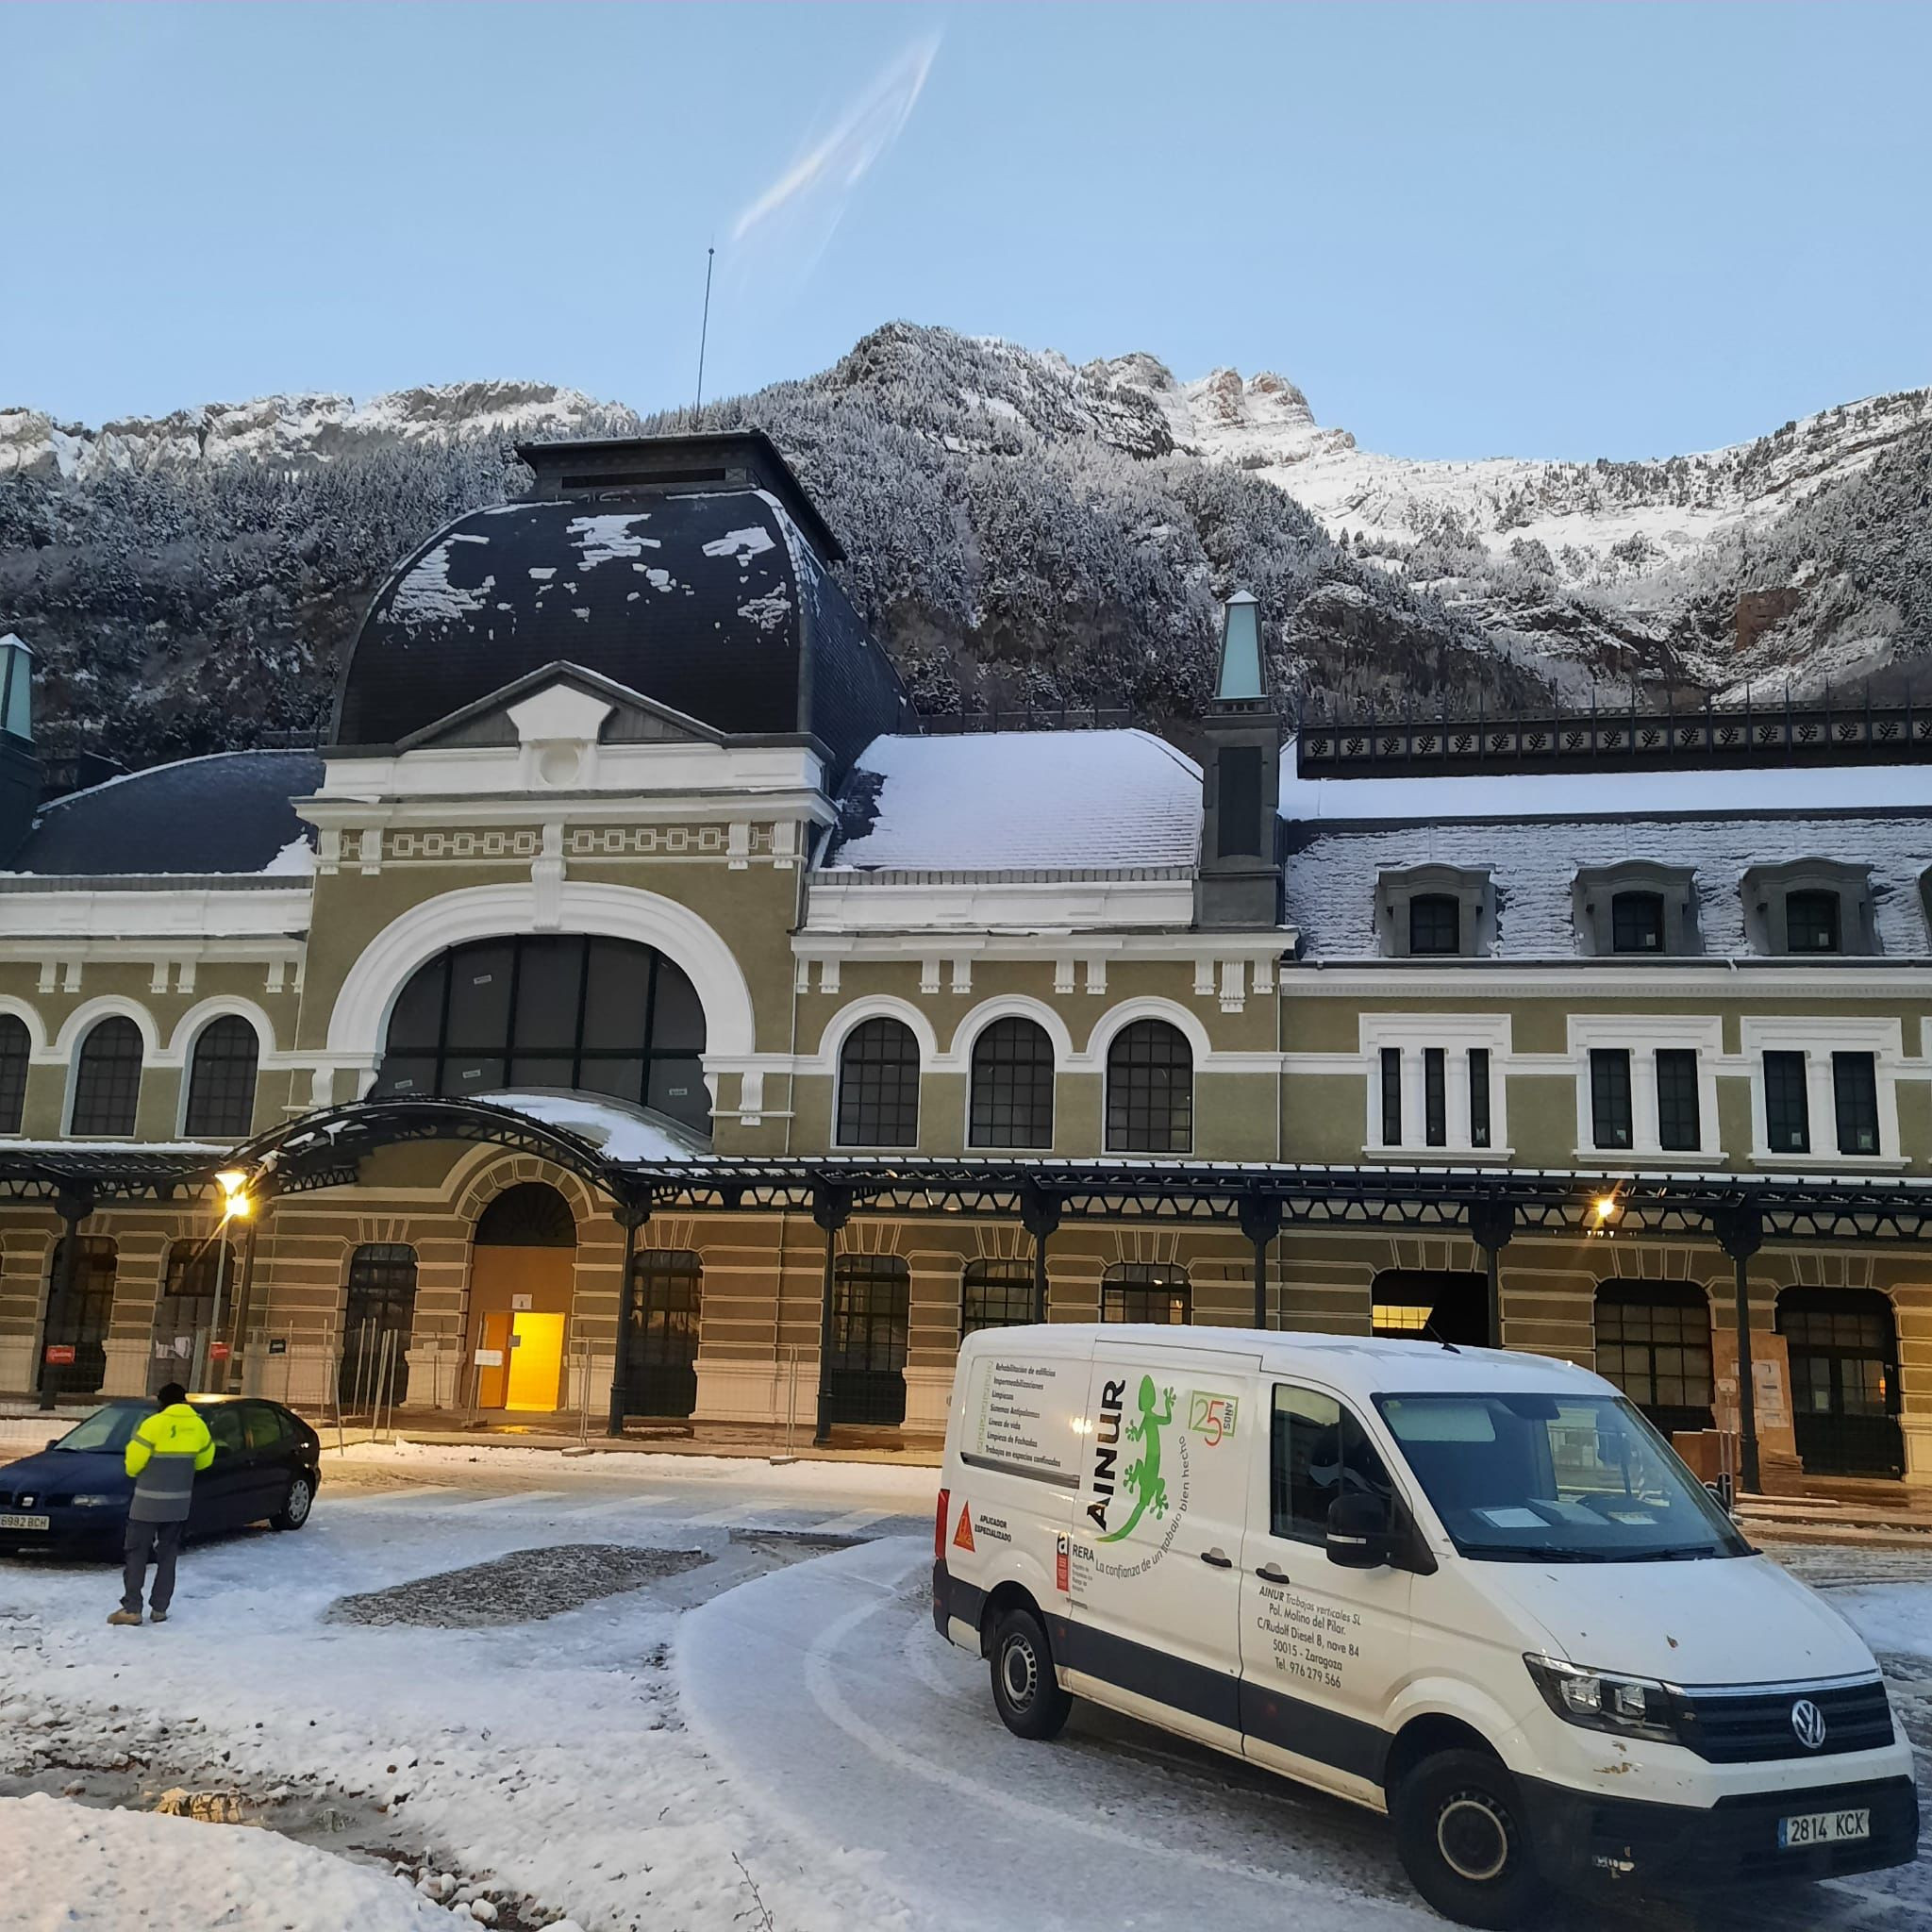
[1054,958,1075,994]
[1566,1013,1724,1163]
[0,889,314,943]
[804,874,1196,935]
[1079,997,1214,1069]
[793,931,1292,967]
[164,996,279,1066]
[1083,957,1108,997]
[1740,1015,1907,1167]
[1357,1013,1513,1158]
[805,996,941,1074]
[949,957,973,995]
[943,997,1077,1073]
[0,996,49,1057]
[51,995,162,1063]
[1282,962,1932,997]
[325,880,758,1065]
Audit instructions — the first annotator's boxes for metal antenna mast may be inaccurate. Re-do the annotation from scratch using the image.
[692,243,716,427]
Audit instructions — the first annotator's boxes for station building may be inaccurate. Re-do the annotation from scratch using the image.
[0,431,1928,1488]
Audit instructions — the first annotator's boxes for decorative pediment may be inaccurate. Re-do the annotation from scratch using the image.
[397,661,725,755]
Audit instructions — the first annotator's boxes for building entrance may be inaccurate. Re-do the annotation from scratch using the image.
[468,1184,577,1414]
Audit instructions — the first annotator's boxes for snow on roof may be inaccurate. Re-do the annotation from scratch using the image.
[824,729,1202,874]
[477,1091,710,1163]
[1280,745,1932,824]
[1285,811,1932,958]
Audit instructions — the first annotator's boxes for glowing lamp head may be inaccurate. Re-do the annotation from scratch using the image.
[1590,1191,1622,1229]
[215,1169,253,1219]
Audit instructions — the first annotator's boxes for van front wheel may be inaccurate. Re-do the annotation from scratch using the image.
[989,1607,1071,1741]
[1391,1748,1548,1930]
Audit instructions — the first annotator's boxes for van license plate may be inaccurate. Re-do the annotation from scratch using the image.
[0,1513,49,1532]
[1779,1808,1870,1849]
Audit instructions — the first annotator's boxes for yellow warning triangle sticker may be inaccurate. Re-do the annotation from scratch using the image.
[952,1502,976,1553]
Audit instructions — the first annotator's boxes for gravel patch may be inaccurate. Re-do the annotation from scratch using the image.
[324,1543,709,1628]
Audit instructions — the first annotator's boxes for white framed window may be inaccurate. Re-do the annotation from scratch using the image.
[1360,1015,1510,1158]
[1566,1016,1723,1163]
[1739,1018,1906,1168]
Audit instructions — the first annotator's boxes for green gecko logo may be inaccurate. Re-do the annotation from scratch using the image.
[1087,1374,1176,1543]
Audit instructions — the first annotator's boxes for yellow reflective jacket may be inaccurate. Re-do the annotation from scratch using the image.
[125,1403,216,1523]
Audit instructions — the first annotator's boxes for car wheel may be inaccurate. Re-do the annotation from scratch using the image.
[1391,1748,1549,1929]
[989,1606,1072,1741]
[270,1473,313,1532]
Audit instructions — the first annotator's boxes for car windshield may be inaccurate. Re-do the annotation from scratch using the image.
[52,1405,147,1453]
[1373,1391,1749,1562]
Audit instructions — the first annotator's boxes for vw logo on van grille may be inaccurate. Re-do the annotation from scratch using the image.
[1790,1698,1828,1751]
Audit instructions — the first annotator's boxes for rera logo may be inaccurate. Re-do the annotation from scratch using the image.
[1790,1699,1828,1751]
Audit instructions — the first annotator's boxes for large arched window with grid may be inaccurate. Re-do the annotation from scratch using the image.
[1105,1020,1193,1154]
[0,1014,28,1135]
[183,1016,260,1139]
[1101,1262,1191,1325]
[70,1017,143,1138]
[835,1018,921,1148]
[370,934,708,1132]
[1593,1282,1714,1440]
[967,1018,1055,1149]
[961,1257,1034,1335]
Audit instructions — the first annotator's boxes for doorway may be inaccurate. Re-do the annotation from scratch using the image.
[1777,1288,1905,1478]
[468,1183,577,1415]
[43,1238,116,1398]
[824,1256,909,1427]
[626,1250,702,1419]
[339,1243,419,1410]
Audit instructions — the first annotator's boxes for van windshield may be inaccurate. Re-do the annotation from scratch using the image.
[1373,1391,1750,1562]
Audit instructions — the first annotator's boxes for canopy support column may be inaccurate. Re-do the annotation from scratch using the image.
[1467,1198,1515,1351]
[811,1186,854,1446]
[1715,1205,1765,1495]
[1018,1182,1061,1325]
[38,1187,94,1413]
[1239,1191,1283,1330]
[607,1195,650,1437]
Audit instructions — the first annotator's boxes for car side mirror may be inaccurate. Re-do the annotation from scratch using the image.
[1326,1492,1392,1569]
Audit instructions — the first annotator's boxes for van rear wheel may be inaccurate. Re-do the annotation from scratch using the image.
[1391,1748,1548,1929]
[989,1607,1071,1741]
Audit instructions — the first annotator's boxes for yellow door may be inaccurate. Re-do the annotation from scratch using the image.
[506,1311,565,1411]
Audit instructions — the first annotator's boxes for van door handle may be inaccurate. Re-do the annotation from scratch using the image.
[1199,1547,1233,1569]
[1255,1561,1291,1584]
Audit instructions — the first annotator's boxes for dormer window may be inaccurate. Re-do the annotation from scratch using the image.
[1610,891,1664,955]
[1741,860,1875,958]
[1573,862,1697,958]
[1409,895,1461,956]
[1785,890,1840,954]
[1377,866,1493,959]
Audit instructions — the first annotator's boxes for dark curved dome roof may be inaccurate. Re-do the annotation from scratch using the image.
[8,750,323,877]
[332,442,911,770]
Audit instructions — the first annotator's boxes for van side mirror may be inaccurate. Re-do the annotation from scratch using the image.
[1325,1493,1391,1569]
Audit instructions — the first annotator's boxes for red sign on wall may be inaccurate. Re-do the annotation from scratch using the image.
[209,1343,232,1362]
[42,1344,75,1365]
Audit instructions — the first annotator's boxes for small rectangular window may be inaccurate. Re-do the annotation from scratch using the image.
[1655,1049,1701,1153]
[1468,1048,1491,1149]
[1380,1047,1402,1146]
[1764,1051,1809,1154]
[1408,895,1460,956]
[1611,892,1665,954]
[1785,891,1840,954]
[1216,745,1264,859]
[1270,1384,1393,1544]
[1424,1048,1447,1147]
[1591,1048,1633,1149]
[1832,1051,1880,1156]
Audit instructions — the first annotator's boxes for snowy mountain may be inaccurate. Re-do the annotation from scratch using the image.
[2,325,1927,771]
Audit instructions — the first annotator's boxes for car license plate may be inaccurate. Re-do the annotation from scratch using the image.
[0,1513,49,1532]
[1779,1807,1870,1849]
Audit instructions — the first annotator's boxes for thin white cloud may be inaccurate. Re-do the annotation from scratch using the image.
[731,32,941,250]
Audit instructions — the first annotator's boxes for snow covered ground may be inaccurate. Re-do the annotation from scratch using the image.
[2,1448,1927,1932]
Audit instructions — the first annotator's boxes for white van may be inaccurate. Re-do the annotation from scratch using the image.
[935,1324,1918,1927]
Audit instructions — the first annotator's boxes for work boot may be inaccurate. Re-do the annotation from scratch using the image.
[148,1608,168,1624]
[107,1610,142,1627]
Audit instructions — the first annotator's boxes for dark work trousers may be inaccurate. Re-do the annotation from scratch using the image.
[122,1517,185,1615]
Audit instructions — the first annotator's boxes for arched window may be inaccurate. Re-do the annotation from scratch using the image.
[152,1237,238,1391]
[968,1018,1055,1149]
[71,1016,143,1137]
[1105,1020,1192,1154]
[1593,1282,1713,1439]
[0,1014,29,1135]
[1777,1288,1904,1477]
[183,1016,260,1139]
[962,1258,1034,1335]
[42,1236,116,1397]
[340,1243,419,1409]
[836,1018,920,1148]
[1101,1262,1191,1325]
[626,1249,702,1419]
[475,1182,577,1247]
[371,934,708,1132]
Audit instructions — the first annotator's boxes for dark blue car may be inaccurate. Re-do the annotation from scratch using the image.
[0,1395,321,1555]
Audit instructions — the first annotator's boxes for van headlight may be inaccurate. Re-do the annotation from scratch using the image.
[70,1494,121,1507]
[1524,1655,1680,1744]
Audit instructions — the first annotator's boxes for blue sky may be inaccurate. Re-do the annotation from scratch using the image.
[6,3,1928,460]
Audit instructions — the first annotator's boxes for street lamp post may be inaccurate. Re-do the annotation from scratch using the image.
[199,1170,253,1392]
